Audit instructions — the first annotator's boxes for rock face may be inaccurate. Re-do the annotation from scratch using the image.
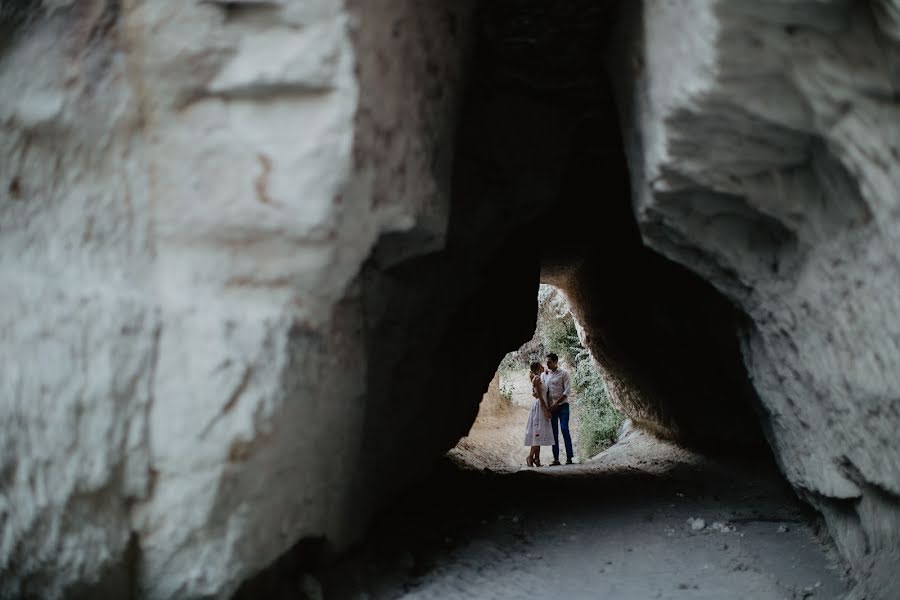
[0,1,518,598]
[3,0,900,598]
[614,0,900,596]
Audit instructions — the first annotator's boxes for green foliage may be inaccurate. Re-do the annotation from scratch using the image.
[571,358,625,458]
[502,285,579,370]
[539,312,579,366]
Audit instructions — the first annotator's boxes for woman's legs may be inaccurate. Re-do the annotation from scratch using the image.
[527,445,540,466]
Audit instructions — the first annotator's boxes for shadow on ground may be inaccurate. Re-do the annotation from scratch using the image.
[235,431,850,599]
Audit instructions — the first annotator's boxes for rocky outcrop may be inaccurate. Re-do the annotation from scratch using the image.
[4,0,900,598]
[0,1,510,598]
[614,1,900,596]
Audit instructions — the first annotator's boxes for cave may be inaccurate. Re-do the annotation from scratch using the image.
[1,0,899,599]
[356,0,772,495]
[235,0,892,597]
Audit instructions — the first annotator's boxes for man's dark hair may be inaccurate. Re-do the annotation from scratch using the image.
[546,353,559,362]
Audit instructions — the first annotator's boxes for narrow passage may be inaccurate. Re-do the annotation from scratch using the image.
[270,428,850,599]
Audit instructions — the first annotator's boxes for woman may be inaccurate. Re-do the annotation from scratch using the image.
[524,361,554,467]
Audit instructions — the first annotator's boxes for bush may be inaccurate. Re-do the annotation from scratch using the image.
[571,358,625,458]
[536,286,576,362]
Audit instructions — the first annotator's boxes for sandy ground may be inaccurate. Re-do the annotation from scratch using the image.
[447,369,583,470]
[239,412,852,599]
[446,402,533,470]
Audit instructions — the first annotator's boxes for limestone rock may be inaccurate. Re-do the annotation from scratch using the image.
[0,1,478,598]
[615,1,900,596]
[5,0,900,598]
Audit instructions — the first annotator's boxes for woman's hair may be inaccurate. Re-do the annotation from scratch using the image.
[530,361,543,375]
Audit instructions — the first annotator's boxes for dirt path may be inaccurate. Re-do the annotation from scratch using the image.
[237,377,850,599]
[447,369,583,471]
[446,402,532,470]
[249,424,851,600]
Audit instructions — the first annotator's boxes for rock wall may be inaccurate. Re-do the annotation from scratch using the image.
[0,1,514,598]
[614,1,900,596]
[5,0,900,597]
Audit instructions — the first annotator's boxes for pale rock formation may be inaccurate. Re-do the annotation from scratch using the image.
[616,1,900,596]
[6,0,900,597]
[0,1,472,598]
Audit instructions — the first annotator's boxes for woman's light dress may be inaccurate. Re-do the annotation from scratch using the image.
[524,378,554,446]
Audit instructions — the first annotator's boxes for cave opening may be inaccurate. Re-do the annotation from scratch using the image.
[233,2,851,598]
[447,282,629,472]
[3,0,898,596]
[444,0,775,457]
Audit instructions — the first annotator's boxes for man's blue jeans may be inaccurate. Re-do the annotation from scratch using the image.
[551,403,574,462]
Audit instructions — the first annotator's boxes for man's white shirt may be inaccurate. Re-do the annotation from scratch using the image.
[542,368,571,405]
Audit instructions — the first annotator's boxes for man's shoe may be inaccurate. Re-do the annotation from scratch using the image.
[549,460,561,466]
[565,459,574,465]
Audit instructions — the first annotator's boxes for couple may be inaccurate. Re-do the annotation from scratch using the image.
[524,353,574,467]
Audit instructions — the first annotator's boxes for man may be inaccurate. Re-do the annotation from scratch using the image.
[542,352,574,465]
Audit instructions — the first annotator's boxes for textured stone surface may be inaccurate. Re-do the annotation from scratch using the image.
[5,0,900,597]
[615,1,900,596]
[0,1,480,598]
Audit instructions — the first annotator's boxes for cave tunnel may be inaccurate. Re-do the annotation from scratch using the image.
[234,2,845,598]
[352,0,772,481]
[3,0,898,598]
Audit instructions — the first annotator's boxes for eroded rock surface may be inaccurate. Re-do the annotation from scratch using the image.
[615,1,900,596]
[3,0,900,598]
[0,2,501,598]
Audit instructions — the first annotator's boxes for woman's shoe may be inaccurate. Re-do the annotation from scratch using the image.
[526,455,534,467]
[533,457,542,467]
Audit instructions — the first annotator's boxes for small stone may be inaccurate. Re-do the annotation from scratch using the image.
[687,517,706,530]
[300,574,324,600]
[711,521,735,533]
[798,584,817,599]
[777,524,789,533]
